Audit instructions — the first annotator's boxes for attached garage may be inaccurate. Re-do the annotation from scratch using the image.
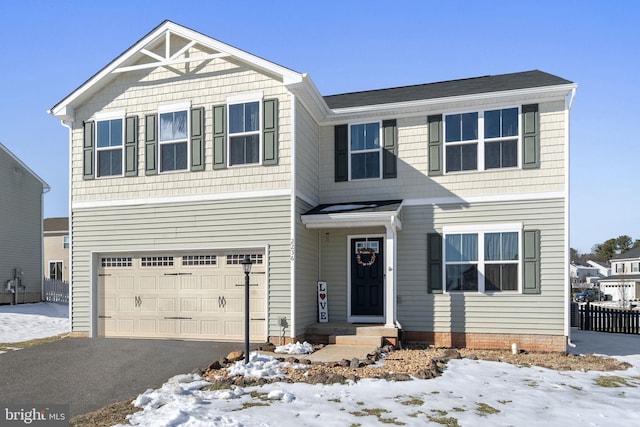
[97,250,266,341]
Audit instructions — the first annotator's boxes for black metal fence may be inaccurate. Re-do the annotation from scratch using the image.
[578,302,640,334]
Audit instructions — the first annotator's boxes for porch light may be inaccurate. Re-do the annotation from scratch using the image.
[242,256,252,274]
[241,255,252,364]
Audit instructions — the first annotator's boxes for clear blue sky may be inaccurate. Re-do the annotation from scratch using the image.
[0,0,638,254]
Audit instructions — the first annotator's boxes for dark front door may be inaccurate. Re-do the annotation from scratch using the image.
[351,237,384,317]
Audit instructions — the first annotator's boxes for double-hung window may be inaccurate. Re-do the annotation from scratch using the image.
[484,108,518,169]
[445,113,478,172]
[444,225,521,292]
[350,122,381,180]
[96,116,123,177]
[444,107,519,173]
[159,106,188,172]
[229,101,260,166]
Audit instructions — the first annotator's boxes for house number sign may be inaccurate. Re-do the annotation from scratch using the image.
[317,281,328,323]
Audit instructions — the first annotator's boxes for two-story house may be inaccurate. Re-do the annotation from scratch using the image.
[44,217,70,282]
[49,21,576,351]
[599,247,640,302]
[0,143,49,304]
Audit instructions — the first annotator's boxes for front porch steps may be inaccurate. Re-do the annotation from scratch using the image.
[305,323,399,348]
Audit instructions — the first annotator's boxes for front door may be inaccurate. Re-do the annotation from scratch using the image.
[350,237,384,318]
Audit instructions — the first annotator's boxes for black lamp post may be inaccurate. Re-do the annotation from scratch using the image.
[241,255,252,364]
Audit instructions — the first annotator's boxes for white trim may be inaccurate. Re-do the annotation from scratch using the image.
[403,191,564,207]
[226,91,264,104]
[47,260,64,281]
[348,121,383,181]
[227,98,263,167]
[347,234,386,324]
[49,21,303,119]
[95,110,126,121]
[0,143,50,189]
[329,84,578,117]
[158,101,191,113]
[443,222,522,233]
[442,226,523,294]
[72,188,291,210]
[289,93,297,338]
[95,115,126,179]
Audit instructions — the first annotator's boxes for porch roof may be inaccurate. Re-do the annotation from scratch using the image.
[301,200,403,230]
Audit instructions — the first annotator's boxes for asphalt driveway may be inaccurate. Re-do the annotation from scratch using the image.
[0,337,241,416]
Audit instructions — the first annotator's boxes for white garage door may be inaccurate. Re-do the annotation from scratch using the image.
[98,251,266,341]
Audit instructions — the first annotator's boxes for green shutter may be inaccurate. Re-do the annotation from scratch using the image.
[83,121,95,180]
[427,233,443,293]
[144,114,157,175]
[335,124,348,182]
[382,119,397,179]
[190,107,205,171]
[522,104,539,169]
[212,104,227,170]
[523,229,541,294]
[427,114,443,176]
[263,99,278,165]
[124,116,138,176]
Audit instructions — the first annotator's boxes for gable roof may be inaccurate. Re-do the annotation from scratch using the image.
[49,20,304,121]
[44,217,69,233]
[324,70,574,109]
[611,246,640,261]
[0,143,49,190]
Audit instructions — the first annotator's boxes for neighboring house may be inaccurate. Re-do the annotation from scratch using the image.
[599,247,640,302]
[570,261,605,288]
[587,260,611,278]
[48,21,577,351]
[43,217,69,282]
[0,143,49,304]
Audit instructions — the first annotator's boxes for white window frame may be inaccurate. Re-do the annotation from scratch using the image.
[158,102,190,173]
[48,260,63,281]
[63,235,69,249]
[443,106,521,174]
[227,93,263,167]
[632,262,639,273]
[95,111,125,178]
[443,223,522,293]
[348,120,383,181]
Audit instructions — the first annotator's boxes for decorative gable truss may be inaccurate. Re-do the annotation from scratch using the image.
[58,21,295,180]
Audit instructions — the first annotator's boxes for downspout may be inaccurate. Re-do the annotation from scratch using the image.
[565,87,577,349]
[41,184,51,302]
[289,93,297,343]
[60,119,73,334]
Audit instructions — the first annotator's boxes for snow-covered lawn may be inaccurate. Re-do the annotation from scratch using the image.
[1,304,639,426]
[0,302,69,345]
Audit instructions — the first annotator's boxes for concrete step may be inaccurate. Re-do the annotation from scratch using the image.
[355,326,398,338]
[329,335,383,346]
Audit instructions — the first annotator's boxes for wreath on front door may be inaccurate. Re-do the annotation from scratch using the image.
[356,247,377,267]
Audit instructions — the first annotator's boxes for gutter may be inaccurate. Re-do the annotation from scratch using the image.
[565,85,578,349]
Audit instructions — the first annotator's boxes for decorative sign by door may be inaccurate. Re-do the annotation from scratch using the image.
[317,281,328,323]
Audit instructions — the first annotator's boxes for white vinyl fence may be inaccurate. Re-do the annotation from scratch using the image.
[43,278,69,303]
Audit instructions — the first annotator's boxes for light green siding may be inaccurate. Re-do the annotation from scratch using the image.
[71,196,292,337]
[294,198,319,336]
[396,198,566,335]
[294,99,320,201]
[0,148,44,303]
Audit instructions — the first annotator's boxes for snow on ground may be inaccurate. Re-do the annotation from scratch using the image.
[118,351,640,427]
[274,341,314,354]
[0,302,69,344]
[1,305,639,426]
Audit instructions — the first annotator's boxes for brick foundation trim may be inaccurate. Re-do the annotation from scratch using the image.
[403,331,566,352]
[69,332,90,338]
